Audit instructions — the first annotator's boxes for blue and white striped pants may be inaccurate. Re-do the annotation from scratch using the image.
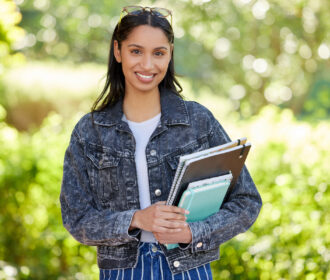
[99,242,213,280]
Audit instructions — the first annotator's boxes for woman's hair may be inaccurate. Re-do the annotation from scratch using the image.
[91,9,183,113]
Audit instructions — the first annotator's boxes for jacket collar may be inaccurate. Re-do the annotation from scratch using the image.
[93,87,190,127]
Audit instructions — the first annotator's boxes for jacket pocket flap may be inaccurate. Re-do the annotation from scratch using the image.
[86,144,120,169]
[166,154,180,170]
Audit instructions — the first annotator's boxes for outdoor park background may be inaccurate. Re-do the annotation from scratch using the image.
[0,0,329,279]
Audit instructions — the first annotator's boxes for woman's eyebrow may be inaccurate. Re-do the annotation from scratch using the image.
[127,44,168,50]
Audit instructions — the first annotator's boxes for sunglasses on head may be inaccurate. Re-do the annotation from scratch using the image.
[118,5,173,27]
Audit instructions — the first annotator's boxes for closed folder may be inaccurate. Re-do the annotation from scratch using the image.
[166,173,232,250]
[166,140,251,207]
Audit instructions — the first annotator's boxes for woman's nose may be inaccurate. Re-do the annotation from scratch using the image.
[140,54,153,70]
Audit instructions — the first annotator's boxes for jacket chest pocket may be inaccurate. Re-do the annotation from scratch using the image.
[165,137,209,188]
[85,144,120,204]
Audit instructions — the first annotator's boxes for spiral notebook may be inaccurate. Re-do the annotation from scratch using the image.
[166,138,250,207]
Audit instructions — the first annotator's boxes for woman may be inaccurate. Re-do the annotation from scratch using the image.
[60,6,262,280]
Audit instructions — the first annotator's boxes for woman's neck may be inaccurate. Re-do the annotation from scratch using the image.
[123,88,161,123]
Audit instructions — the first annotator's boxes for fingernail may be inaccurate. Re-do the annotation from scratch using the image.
[185,210,190,214]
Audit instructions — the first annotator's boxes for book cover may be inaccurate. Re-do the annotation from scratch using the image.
[166,138,246,206]
[167,142,251,206]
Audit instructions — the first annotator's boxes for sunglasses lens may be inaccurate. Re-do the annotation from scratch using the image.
[125,6,143,14]
[152,8,170,17]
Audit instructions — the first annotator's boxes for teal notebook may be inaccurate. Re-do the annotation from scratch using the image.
[166,173,232,250]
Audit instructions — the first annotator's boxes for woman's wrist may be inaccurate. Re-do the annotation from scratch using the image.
[129,210,141,231]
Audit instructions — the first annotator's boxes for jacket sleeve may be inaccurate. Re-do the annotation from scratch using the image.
[180,115,262,253]
[60,127,141,246]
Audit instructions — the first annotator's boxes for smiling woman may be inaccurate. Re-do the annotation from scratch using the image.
[60,5,262,280]
[113,25,173,121]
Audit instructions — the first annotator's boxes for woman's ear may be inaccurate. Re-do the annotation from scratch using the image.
[113,40,122,63]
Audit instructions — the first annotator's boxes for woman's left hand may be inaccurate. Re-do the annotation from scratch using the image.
[153,223,192,244]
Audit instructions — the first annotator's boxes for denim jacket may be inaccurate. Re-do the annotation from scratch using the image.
[60,87,262,274]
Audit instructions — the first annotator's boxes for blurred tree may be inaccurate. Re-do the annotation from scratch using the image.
[168,0,330,117]
[13,0,330,117]
[0,113,100,279]
[0,0,25,72]
[300,77,330,121]
[13,0,126,62]
[0,0,25,116]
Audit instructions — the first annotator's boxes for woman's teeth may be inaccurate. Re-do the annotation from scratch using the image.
[136,73,154,79]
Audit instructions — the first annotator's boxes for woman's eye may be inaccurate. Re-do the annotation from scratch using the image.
[131,49,141,55]
[155,51,164,56]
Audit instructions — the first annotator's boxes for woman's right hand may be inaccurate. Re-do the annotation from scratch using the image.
[129,201,189,233]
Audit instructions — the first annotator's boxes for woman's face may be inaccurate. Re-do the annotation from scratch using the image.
[114,25,173,96]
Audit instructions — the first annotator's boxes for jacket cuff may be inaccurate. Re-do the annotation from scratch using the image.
[113,209,140,242]
[189,221,212,253]
[128,228,141,239]
[178,242,191,250]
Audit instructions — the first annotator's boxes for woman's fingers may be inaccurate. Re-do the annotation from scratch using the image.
[157,204,189,215]
[133,202,190,233]
[153,204,189,220]
[158,219,188,229]
[152,222,186,233]
[154,225,192,244]
[155,211,187,221]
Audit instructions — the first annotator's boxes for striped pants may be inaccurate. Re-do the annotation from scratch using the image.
[99,242,213,280]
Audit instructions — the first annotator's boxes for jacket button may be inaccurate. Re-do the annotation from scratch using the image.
[150,149,157,156]
[196,242,203,248]
[151,246,158,253]
[155,189,162,196]
[173,261,180,268]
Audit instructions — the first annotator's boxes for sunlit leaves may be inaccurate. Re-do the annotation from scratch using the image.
[0,0,26,72]
[167,0,330,117]
[7,0,329,118]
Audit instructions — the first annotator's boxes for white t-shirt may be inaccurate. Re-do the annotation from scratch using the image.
[122,113,161,242]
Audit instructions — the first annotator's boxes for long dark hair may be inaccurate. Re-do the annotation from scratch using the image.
[91,9,183,113]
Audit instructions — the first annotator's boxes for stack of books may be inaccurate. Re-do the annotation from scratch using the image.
[165,137,251,249]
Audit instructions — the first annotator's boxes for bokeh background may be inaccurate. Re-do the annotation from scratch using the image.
[0,0,329,279]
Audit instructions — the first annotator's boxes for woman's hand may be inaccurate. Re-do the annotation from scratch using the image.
[129,201,189,235]
[154,224,192,244]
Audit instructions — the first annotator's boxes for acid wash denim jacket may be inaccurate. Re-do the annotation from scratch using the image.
[60,87,262,274]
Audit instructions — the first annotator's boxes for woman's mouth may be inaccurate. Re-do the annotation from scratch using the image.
[135,72,156,83]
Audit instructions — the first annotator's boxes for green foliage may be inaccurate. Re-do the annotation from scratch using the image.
[211,106,330,279]
[0,108,99,279]
[16,0,129,62]
[0,60,104,121]
[0,0,26,115]
[0,0,25,71]
[14,0,330,116]
[300,78,330,121]
[0,104,329,279]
